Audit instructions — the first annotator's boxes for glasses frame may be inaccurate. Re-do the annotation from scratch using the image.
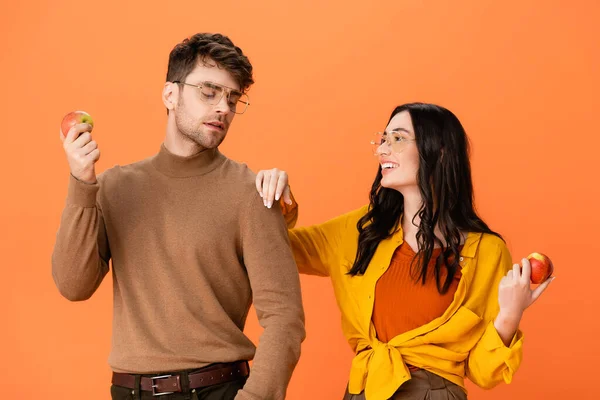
[172,80,250,115]
[370,131,416,155]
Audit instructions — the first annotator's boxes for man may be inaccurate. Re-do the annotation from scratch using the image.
[52,33,305,400]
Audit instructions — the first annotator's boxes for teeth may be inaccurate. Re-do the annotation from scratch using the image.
[381,163,398,169]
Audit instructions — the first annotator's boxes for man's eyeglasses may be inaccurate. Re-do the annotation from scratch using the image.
[173,81,250,115]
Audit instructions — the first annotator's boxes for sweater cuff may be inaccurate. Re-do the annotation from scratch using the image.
[234,389,264,400]
[67,174,99,207]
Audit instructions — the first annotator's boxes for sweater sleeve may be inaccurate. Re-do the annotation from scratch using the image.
[51,174,111,301]
[235,190,306,400]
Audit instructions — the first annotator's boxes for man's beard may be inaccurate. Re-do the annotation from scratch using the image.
[175,99,227,149]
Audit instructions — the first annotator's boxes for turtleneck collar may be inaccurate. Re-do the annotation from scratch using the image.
[152,143,225,177]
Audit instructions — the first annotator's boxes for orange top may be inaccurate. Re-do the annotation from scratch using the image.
[372,242,462,343]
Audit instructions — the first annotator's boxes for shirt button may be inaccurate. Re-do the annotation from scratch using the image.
[459,257,464,261]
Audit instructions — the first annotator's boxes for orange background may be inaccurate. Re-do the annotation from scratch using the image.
[1,1,598,399]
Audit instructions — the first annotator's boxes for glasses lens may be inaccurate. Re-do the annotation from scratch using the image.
[371,133,385,154]
[229,92,250,114]
[195,82,250,114]
[200,82,224,105]
[388,132,409,153]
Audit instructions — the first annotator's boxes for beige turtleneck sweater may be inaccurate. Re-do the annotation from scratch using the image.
[51,144,305,400]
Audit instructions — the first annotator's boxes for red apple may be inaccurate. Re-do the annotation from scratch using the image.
[61,110,94,138]
[526,252,554,284]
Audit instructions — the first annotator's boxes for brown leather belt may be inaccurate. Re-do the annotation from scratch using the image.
[112,361,249,396]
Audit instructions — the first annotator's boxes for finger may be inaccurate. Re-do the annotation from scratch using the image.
[283,185,292,205]
[72,131,93,149]
[512,263,521,280]
[64,123,92,146]
[80,140,98,156]
[63,125,80,146]
[520,258,531,283]
[531,276,555,303]
[84,149,100,168]
[498,276,508,288]
[92,148,101,162]
[261,173,271,207]
[275,171,288,201]
[255,172,264,197]
[507,270,514,280]
[266,170,279,208]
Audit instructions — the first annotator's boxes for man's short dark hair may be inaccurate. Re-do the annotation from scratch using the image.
[166,33,254,92]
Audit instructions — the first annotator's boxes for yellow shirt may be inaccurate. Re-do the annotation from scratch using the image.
[284,202,523,400]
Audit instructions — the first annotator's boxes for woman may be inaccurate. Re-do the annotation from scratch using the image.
[256,103,553,400]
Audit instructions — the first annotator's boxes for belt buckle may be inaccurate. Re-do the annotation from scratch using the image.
[151,375,174,396]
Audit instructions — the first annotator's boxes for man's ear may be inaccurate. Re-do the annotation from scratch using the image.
[162,82,178,111]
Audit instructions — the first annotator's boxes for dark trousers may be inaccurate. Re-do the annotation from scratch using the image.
[111,366,248,400]
[343,369,467,400]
